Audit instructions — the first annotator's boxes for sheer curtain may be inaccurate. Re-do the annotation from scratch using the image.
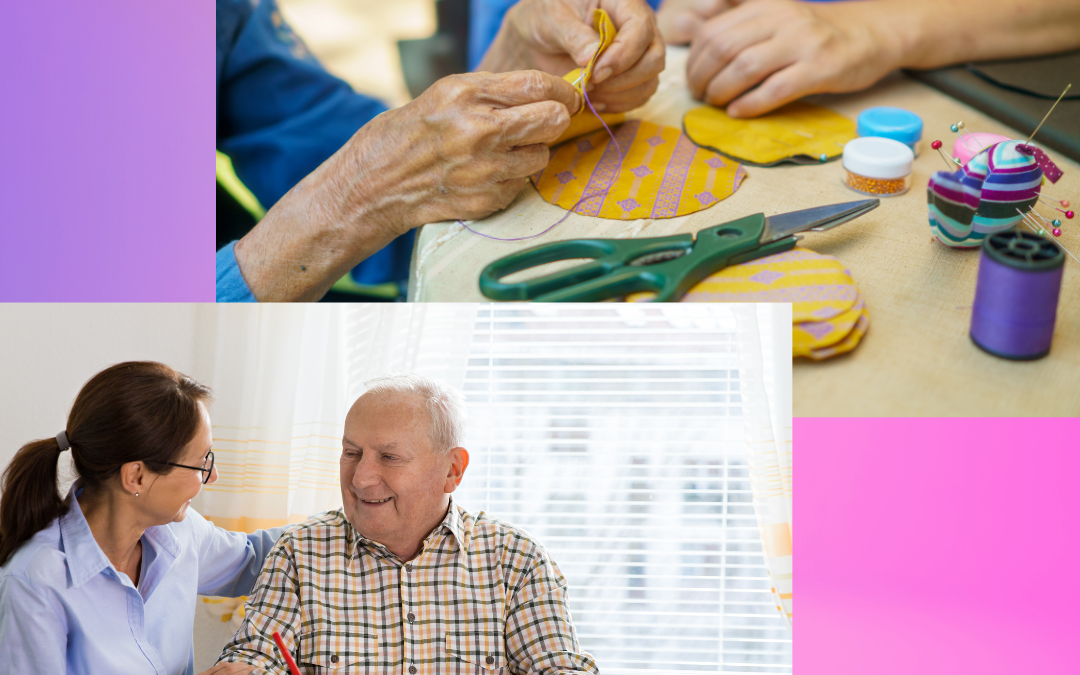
[191,305,476,530]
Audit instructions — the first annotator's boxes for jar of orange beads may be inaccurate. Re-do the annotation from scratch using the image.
[841,137,914,197]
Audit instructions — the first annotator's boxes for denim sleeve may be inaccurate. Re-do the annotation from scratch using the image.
[216,0,387,209]
[216,240,256,302]
[216,0,414,285]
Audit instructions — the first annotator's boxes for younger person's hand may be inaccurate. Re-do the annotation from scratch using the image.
[656,0,733,45]
[686,0,899,117]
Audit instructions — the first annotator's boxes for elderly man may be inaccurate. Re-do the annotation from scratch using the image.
[216,0,664,302]
[217,374,597,674]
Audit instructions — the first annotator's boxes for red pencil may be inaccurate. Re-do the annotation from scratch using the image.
[271,631,302,675]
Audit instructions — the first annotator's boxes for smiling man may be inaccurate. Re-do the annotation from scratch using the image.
[217,373,597,675]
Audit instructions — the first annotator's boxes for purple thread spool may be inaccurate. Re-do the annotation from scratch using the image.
[970,230,1065,360]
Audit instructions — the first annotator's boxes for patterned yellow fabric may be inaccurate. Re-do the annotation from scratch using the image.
[533,119,746,219]
[552,9,625,145]
[670,248,869,359]
[683,101,857,166]
[218,500,596,675]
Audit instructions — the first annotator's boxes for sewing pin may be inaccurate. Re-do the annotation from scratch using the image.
[950,123,975,153]
[931,140,962,170]
[954,121,986,151]
[1018,210,1078,262]
[1037,194,1071,209]
[1025,84,1072,145]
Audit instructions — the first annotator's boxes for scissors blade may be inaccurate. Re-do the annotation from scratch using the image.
[760,199,879,243]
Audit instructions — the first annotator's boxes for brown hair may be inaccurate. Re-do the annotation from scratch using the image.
[0,361,212,566]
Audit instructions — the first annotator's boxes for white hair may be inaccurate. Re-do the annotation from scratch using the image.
[361,373,467,453]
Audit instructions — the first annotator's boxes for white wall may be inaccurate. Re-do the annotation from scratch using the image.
[0,304,218,493]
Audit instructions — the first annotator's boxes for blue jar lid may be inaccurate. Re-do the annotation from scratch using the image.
[857,107,923,144]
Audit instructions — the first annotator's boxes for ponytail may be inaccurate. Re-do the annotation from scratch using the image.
[0,438,68,566]
[0,361,212,567]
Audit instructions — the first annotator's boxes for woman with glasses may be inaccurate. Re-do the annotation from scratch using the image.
[0,362,282,675]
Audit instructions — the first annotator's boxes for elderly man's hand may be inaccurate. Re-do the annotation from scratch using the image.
[685,0,899,117]
[480,0,665,113]
[233,70,579,302]
[351,71,579,230]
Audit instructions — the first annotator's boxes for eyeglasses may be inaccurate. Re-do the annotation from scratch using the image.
[166,451,215,484]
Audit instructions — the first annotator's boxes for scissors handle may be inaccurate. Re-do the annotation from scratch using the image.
[479,235,694,301]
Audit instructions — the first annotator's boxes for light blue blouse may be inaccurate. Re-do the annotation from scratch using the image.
[0,483,285,675]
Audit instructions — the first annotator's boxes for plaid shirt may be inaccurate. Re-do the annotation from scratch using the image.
[218,499,597,675]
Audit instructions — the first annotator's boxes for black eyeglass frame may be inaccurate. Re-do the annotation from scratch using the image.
[166,451,215,484]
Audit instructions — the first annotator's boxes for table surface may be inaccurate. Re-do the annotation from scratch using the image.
[408,47,1080,416]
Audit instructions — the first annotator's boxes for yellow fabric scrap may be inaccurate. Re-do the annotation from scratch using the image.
[683,101,857,166]
[551,8,626,145]
[630,247,869,359]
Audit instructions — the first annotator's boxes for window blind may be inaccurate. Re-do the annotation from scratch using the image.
[452,305,791,675]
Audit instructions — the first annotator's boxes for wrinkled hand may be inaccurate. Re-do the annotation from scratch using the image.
[233,70,578,301]
[656,0,733,45]
[686,0,898,117]
[199,663,258,675]
[484,0,665,113]
[351,70,580,231]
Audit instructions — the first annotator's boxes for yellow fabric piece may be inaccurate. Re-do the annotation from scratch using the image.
[552,8,623,145]
[630,247,869,359]
[683,101,858,166]
[793,300,863,355]
[804,309,869,361]
[533,119,746,220]
[563,9,616,111]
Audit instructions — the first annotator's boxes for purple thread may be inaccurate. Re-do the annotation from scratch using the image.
[970,244,1064,359]
[458,85,624,242]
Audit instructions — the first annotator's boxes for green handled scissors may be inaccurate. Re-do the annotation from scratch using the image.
[479,198,879,302]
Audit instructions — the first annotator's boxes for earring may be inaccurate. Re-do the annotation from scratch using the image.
[135,492,139,497]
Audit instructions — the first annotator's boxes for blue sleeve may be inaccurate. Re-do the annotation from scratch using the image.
[216,0,414,285]
[468,0,664,71]
[0,575,67,675]
[216,240,257,302]
[190,510,288,597]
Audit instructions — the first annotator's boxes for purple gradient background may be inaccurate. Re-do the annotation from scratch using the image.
[1,3,212,301]
[799,417,1079,675]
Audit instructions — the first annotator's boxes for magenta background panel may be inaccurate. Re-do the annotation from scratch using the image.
[0,2,213,301]
[798,417,1078,674]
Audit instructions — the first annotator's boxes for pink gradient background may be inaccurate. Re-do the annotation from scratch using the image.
[0,2,212,301]
[798,417,1079,674]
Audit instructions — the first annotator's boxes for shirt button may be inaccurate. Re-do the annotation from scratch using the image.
[330,655,339,663]
[407,612,415,623]
[486,656,495,665]
[409,666,417,674]
[405,563,413,572]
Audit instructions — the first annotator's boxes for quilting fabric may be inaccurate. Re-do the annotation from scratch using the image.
[532,119,746,219]
[928,140,1043,247]
[683,101,858,166]
[672,247,869,359]
[552,8,626,145]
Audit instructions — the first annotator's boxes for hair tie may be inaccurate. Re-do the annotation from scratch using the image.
[56,431,70,452]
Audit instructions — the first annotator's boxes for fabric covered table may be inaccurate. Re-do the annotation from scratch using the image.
[408,47,1080,416]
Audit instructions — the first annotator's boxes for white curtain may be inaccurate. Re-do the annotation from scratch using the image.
[191,305,476,531]
[735,305,794,627]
